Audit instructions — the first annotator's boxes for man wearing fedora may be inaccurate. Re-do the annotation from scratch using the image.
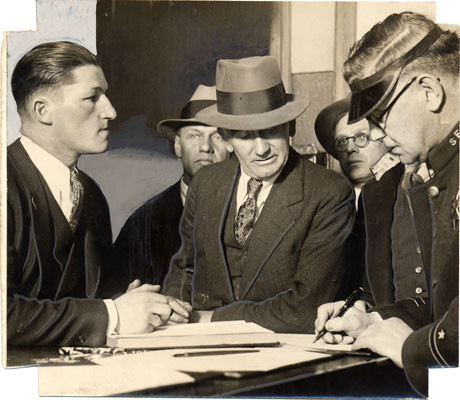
[163,56,354,332]
[314,12,458,395]
[113,85,230,289]
[315,98,391,295]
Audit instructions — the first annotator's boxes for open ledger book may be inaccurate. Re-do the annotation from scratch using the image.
[106,320,280,349]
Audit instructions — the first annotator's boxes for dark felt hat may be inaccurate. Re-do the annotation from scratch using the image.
[157,84,217,142]
[314,97,350,159]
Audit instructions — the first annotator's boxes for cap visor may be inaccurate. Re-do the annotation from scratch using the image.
[348,71,400,124]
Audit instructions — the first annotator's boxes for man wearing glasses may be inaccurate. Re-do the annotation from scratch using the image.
[314,12,458,396]
[315,97,391,294]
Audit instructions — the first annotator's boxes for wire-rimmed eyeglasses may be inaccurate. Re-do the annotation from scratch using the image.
[334,132,370,152]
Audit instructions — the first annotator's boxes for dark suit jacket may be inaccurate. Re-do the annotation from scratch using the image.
[163,149,355,333]
[7,140,112,346]
[113,181,183,291]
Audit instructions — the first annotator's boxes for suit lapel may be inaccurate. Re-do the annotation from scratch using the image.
[362,163,403,304]
[240,150,304,299]
[8,140,53,277]
[216,162,241,301]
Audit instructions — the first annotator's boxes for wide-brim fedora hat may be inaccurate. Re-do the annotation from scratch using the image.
[314,97,350,159]
[157,84,217,142]
[348,26,441,124]
[195,56,309,131]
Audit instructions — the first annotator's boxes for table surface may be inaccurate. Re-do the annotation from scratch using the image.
[6,346,422,398]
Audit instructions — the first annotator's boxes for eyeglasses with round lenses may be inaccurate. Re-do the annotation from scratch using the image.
[335,131,370,152]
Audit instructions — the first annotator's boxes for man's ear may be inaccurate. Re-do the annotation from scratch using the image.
[224,140,233,153]
[31,96,53,125]
[417,74,445,113]
[174,135,182,158]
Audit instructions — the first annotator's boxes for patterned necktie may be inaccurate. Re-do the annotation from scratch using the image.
[234,178,263,246]
[69,168,83,232]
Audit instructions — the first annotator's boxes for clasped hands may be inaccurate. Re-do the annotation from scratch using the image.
[113,279,192,334]
[314,300,413,368]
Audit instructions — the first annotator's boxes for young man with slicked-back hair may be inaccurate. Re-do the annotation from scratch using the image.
[7,41,189,347]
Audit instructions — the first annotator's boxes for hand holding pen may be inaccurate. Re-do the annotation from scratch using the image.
[313,287,366,344]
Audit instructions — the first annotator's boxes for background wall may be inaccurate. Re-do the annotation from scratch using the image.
[289,1,436,151]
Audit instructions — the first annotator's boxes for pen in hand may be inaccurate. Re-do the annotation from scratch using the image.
[313,287,365,344]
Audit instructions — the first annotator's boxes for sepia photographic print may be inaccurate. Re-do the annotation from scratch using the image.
[1,0,459,399]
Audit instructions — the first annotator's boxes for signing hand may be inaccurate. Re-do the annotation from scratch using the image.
[315,300,378,344]
[352,317,413,368]
[114,283,172,334]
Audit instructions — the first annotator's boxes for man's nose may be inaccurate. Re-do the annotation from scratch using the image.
[346,138,358,154]
[100,95,117,120]
[253,137,270,156]
[199,136,213,153]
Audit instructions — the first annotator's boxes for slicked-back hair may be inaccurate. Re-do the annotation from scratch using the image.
[12,41,100,114]
[343,12,459,84]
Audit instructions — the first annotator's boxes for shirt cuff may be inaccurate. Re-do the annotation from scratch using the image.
[103,299,119,337]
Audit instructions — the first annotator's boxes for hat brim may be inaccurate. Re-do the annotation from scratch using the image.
[348,70,401,124]
[195,94,310,131]
[156,118,211,142]
[314,98,350,159]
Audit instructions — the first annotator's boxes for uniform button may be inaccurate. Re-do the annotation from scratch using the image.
[415,266,422,274]
[415,287,422,294]
[416,246,422,254]
[243,250,248,258]
[77,336,86,344]
[428,186,439,198]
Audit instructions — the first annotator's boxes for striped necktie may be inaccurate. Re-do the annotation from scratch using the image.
[69,168,83,232]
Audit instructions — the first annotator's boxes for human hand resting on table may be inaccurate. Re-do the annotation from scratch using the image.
[314,300,381,344]
[114,280,190,333]
[352,317,413,368]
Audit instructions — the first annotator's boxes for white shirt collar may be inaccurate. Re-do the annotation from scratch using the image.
[20,136,75,221]
[180,177,189,206]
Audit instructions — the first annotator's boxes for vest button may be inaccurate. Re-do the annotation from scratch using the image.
[428,186,439,198]
[416,246,422,254]
[415,287,422,294]
[243,250,248,258]
[415,266,422,274]
[77,336,86,344]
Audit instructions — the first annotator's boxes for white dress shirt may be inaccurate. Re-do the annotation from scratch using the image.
[20,136,118,336]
